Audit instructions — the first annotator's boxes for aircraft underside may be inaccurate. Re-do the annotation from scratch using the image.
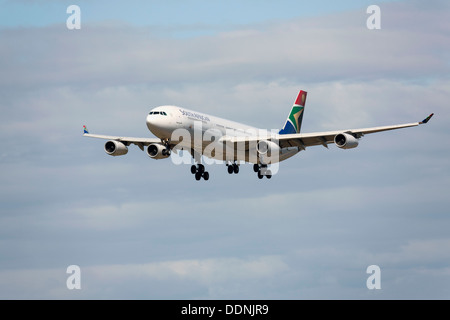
[167,140,301,181]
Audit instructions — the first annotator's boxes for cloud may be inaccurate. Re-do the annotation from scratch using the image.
[0,1,449,300]
[3,247,446,299]
[0,255,289,299]
[1,2,450,90]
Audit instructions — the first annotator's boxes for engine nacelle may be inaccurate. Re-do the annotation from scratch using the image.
[256,140,280,157]
[147,143,170,159]
[334,133,359,149]
[104,140,128,156]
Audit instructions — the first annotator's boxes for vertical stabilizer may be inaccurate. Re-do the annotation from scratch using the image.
[279,90,307,135]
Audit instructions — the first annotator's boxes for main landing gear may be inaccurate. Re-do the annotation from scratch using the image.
[253,163,272,179]
[191,164,209,181]
[226,162,239,174]
[189,148,209,181]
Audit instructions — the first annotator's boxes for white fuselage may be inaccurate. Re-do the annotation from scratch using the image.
[146,105,299,164]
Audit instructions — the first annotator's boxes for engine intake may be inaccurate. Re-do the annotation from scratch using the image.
[104,140,128,156]
[147,143,170,159]
[334,133,359,149]
[256,140,280,157]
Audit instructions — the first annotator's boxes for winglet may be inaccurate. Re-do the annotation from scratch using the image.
[420,113,434,124]
[83,125,89,134]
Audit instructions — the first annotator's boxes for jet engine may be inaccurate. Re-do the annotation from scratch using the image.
[256,140,280,157]
[147,143,171,159]
[104,140,128,156]
[334,133,359,149]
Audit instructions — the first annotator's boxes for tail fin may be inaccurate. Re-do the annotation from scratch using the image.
[279,90,307,135]
[83,125,89,134]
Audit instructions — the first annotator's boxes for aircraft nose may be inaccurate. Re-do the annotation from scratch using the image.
[146,111,171,138]
[146,113,157,130]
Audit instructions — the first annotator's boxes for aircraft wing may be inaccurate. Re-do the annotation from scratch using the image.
[278,121,423,149]
[223,114,434,150]
[83,126,162,151]
[83,133,160,144]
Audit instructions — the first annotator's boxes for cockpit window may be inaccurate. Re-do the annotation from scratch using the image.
[149,111,167,115]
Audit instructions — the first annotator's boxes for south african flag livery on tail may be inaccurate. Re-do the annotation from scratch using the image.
[279,90,307,135]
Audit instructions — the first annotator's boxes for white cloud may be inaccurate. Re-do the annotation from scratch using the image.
[371,239,450,267]
[0,256,289,299]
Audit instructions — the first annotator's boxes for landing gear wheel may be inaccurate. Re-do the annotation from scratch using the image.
[233,164,239,174]
[256,164,271,180]
[192,163,209,180]
[259,167,266,176]
[227,165,234,174]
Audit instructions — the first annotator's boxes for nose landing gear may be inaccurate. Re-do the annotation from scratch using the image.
[161,139,171,157]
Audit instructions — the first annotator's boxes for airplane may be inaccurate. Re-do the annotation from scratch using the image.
[83,90,433,181]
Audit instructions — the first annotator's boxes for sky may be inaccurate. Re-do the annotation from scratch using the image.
[0,0,449,300]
